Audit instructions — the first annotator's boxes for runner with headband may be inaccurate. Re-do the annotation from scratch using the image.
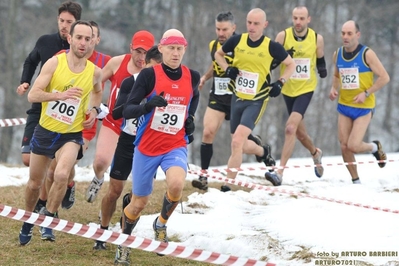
[114,29,200,265]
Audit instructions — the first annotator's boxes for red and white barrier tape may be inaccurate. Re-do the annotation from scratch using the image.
[198,158,392,173]
[0,118,26,127]
[188,169,399,215]
[0,204,274,266]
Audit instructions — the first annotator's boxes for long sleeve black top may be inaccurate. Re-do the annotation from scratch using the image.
[20,32,70,112]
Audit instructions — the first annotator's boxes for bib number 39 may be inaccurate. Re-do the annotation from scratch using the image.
[150,104,186,135]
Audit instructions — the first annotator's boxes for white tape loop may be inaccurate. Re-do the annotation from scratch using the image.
[0,118,27,127]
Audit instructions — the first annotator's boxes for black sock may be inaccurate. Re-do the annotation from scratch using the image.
[122,193,131,209]
[160,193,179,222]
[41,208,56,217]
[247,134,258,144]
[100,225,108,230]
[123,216,139,235]
[37,198,47,207]
[200,143,213,170]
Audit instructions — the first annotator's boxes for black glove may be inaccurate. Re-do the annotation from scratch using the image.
[287,46,296,58]
[144,92,168,113]
[188,135,194,144]
[317,67,327,78]
[225,66,239,80]
[269,80,283,98]
[185,115,195,136]
[316,57,327,78]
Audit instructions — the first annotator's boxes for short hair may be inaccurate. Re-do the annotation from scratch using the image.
[69,20,93,37]
[355,22,360,32]
[215,11,235,24]
[145,45,162,64]
[59,1,82,20]
[89,20,100,36]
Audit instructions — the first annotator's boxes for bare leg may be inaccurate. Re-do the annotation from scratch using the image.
[227,125,263,179]
[100,179,125,227]
[46,143,80,213]
[26,154,52,212]
[93,126,119,179]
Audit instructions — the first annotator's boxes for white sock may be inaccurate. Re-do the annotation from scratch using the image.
[371,142,378,153]
[94,175,104,184]
[156,217,166,228]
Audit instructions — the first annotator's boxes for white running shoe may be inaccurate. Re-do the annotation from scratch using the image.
[86,177,104,203]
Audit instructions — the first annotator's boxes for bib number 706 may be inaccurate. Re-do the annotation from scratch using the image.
[52,100,76,116]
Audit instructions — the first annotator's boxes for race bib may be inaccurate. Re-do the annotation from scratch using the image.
[150,104,186,135]
[214,77,232,95]
[340,68,359,89]
[291,58,311,79]
[45,90,81,125]
[124,118,138,135]
[235,70,259,96]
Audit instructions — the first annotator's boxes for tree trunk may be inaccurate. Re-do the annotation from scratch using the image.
[0,0,18,163]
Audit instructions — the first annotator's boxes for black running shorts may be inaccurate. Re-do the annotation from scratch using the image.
[208,93,231,120]
[109,131,136,181]
[283,91,314,117]
[21,111,41,153]
[30,124,84,159]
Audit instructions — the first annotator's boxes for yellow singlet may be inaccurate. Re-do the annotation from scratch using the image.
[280,27,317,97]
[40,53,95,133]
[231,33,273,100]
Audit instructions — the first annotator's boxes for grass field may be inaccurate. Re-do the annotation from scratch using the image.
[0,178,251,266]
[0,179,247,266]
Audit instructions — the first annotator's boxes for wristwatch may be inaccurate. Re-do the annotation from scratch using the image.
[91,106,101,114]
[364,90,370,97]
[279,78,286,84]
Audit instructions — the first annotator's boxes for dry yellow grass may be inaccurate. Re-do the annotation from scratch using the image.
[0,179,246,265]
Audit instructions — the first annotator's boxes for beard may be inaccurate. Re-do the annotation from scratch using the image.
[71,47,87,59]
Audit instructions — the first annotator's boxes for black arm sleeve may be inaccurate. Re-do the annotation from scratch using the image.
[316,56,326,69]
[221,35,241,54]
[269,40,289,62]
[20,33,68,85]
[112,76,135,120]
[123,68,155,119]
[20,38,43,84]
[188,69,201,117]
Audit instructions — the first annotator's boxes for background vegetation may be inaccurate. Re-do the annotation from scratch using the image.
[1,0,398,167]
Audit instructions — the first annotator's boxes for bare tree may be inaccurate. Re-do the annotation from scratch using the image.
[0,0,19,162]
[1,0,398,164]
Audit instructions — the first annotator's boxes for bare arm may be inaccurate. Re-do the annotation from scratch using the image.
[28,57,82,103]
[91,67,103,108]
[364,49,390,94]
[279,55,295,81]
[329,51,340,101]
[84,67,103,129]
[101,55,124,83]
[352,49,390,104]
[275,31,285,45]
[215,48,228,72]
[199,63,213,91]
[316,34,325,58]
